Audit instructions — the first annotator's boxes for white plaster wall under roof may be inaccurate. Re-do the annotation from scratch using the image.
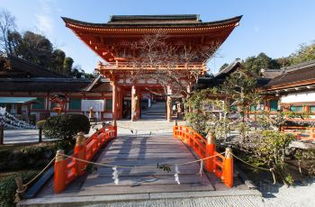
[280,91,315,103]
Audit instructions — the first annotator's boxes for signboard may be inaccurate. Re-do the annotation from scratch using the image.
[81,100,105,112]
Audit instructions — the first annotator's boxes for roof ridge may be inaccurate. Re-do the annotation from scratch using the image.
[62,15,242,27]
[283,59,315,73]
[8,55,67,78]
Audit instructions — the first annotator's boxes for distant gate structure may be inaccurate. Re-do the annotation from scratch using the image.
[62,15,242,121]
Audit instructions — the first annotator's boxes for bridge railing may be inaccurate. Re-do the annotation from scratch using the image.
[281,126,315,142]
[54,124,117,193]
[173,125,233,188]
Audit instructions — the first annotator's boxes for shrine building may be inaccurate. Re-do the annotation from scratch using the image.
[62,14,242,121]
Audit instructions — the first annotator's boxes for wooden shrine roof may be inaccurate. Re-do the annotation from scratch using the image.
[62,15,242,63]
[264,60,315,90]
[62,15,242,29]
[0,56,66,78]
[108,14,201,24]
[0,78,90,92]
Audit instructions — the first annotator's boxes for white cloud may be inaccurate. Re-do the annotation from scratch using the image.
[35,0,55,38]
[254,26,261,33]
[36,14,54,35]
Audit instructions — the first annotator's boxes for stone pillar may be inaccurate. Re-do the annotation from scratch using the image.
[166,85,172,122]
[131,85,140,121]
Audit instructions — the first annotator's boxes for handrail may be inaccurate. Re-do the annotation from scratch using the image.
[173,125,233,188]
[98,61,206,71]
[281,125,315,141]
[54,124,117,193]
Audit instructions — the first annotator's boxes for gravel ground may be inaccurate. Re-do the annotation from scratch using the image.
[261,179,315,207]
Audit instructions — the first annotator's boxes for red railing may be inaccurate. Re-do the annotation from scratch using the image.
[281,126,315,142]
[173,125,233,188]
[54,125,117,193]
[98,61,207,71]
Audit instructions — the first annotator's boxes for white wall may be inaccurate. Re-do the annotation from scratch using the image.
[280,91,315,104]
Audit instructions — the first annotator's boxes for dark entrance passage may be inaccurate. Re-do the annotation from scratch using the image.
[122,98,131,119]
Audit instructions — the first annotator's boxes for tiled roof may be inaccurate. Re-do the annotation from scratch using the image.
[108,15,201,24]
[265,60,315,89]
[0,56,66,78]
[214,60,242,79]
[62,15,242,28]
[0,78,90,92]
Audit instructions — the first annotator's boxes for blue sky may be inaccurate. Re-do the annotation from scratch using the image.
[1,0,315,74]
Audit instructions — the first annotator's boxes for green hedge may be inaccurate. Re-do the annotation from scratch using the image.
[43,114,90,141]
[0,171,38,207]
[0,143,54,172]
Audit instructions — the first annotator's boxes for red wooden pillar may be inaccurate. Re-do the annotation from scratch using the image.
[111,81,118,121]
[117,87,123,119]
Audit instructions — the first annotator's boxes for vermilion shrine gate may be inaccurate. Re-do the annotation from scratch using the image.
[62,15,242,121]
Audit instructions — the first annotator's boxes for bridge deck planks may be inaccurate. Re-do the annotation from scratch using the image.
[37,134,215,198]
[79,134,214,194]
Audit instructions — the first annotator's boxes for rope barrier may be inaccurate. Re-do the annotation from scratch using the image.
[60,151,226,169]
[117,125,173,134]
[177,152,225,166]
[62,154,134,169]
[15,157,56,201]
[58,151,227,187]
[23,157,56,187]
[231,152,277,184]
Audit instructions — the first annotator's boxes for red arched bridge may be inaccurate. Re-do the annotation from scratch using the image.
[17,122,262,206]
[52,124,233,194]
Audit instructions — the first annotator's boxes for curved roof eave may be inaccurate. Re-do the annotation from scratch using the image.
[61,16,242,29]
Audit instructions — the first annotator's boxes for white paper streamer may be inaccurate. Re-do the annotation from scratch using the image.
[174,164,180,184]
[0,108,35,129]
[199,160,204,176]
[112,166,119,185]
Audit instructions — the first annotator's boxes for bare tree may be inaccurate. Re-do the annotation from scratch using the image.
[0,9,16,55]
[126,32,220,98]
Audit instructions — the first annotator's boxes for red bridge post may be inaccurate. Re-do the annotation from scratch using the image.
[224,147,234,188]
[54,150,67,193]
[74,132,86,175]
[206,133,216,172]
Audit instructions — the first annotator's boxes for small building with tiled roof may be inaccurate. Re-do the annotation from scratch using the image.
[0,56,113,122]
[263,60,315,115]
